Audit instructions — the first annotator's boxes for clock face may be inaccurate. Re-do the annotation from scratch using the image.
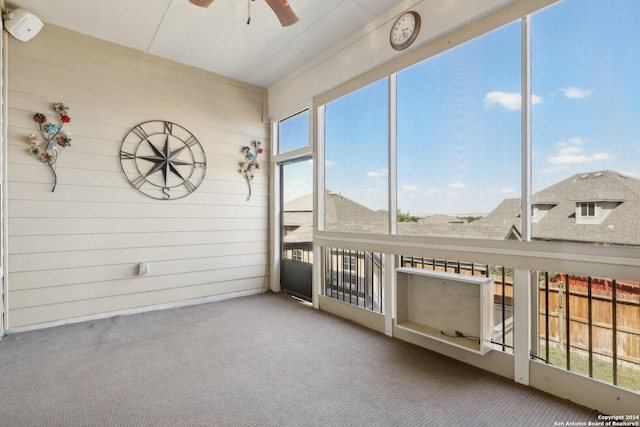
[390,11,421,51]
[120,121,206,200]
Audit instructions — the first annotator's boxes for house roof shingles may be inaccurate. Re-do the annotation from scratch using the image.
[283,171,640,246]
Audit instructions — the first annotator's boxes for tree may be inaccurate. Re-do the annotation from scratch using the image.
[398,210,418,222]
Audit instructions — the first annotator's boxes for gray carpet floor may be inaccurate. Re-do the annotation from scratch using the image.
[0,291,599,426]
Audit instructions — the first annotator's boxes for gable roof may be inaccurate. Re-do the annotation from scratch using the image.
[323,191,388,233]
[533,170,640,204]
[282,190,389,242]
[530,171,640,245]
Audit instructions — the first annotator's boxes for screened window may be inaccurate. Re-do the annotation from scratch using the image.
[278,110,309,154]
[323,79,389,233]
[396,22,521,240]
[531,0,640,247]
[580,203,595,217]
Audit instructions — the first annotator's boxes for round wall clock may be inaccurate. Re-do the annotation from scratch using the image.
[120,120,207,200]
[390,11,421,51]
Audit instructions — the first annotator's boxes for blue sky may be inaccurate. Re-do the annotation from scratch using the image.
[279,112,313,203]
[287,0,640,215]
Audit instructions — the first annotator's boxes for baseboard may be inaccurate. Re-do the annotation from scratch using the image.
[6,288,265,334]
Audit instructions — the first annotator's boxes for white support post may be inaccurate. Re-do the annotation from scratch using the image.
[384,254,395,336]
[513,15,533,387]
[513,268,531,385]
[269,131,281,293]
[312,245,321,309]
[388,74,397,236]
[521,16,532,242]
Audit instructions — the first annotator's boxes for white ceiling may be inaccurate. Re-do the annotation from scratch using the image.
[4,0,410,88]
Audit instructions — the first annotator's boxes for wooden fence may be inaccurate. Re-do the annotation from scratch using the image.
[539,277,640,365]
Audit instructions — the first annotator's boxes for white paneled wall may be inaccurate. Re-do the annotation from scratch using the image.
[6,24,269,329]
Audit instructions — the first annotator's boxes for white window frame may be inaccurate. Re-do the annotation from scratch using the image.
[579,202,596,217]
[292,249,304,262]
[269,103,315,305]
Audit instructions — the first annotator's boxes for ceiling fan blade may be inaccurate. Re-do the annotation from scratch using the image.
[189,0,214,7]
[264,0,299,27]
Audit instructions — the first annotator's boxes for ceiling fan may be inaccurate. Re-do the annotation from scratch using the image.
[189,0,299,27]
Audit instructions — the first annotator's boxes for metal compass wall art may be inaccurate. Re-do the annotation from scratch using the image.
[120,121,206,200]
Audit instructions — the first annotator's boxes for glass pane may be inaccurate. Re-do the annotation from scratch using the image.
[281,159,313,301]
[396,22,521,239]
[282,159,313,257]
[278,110,309,154]
[323,79,389,233]
[531,0,640,247]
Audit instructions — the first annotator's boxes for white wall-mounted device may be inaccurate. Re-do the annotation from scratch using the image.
[2,9,43,42]
[138,262,149,276]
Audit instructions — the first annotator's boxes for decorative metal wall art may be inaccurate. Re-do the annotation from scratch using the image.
[239,140,263,201]
[26,102,73,192]
[120,121,206,200]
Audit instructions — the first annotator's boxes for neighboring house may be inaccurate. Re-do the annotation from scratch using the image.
[283,191,385,310]
[282,193,314,262]
[468,170,640,246]
[402,170,640,246]
[283,190,388,260]
[530,170,640,245]
[285,170,640,247]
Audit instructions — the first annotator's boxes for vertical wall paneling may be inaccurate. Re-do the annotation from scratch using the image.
[6,24,269,329]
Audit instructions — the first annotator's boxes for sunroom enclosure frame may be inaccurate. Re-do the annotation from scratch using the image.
[269,0,640,416]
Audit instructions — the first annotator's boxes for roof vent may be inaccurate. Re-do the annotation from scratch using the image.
[593,172,603,178]
[580,173,589,179]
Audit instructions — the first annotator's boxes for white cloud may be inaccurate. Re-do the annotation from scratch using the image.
[367,169,388,178]
[402,184,418,192]
[557,138,584,148]
[496,188,516,195]
[325,160,336,167]
[449,182,467,190]
[554,87,592,99]
[558,146,584,156]
[425,188,440,195]
[485,91,542,111]
[545,137,613,168]
[539,165,571,175]
[547,152,614,165]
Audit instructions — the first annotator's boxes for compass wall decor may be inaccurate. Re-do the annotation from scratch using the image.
[120,120,207,200]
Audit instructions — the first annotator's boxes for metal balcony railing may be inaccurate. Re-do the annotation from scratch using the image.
[324,247,384,313]
[536,272,640,392]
